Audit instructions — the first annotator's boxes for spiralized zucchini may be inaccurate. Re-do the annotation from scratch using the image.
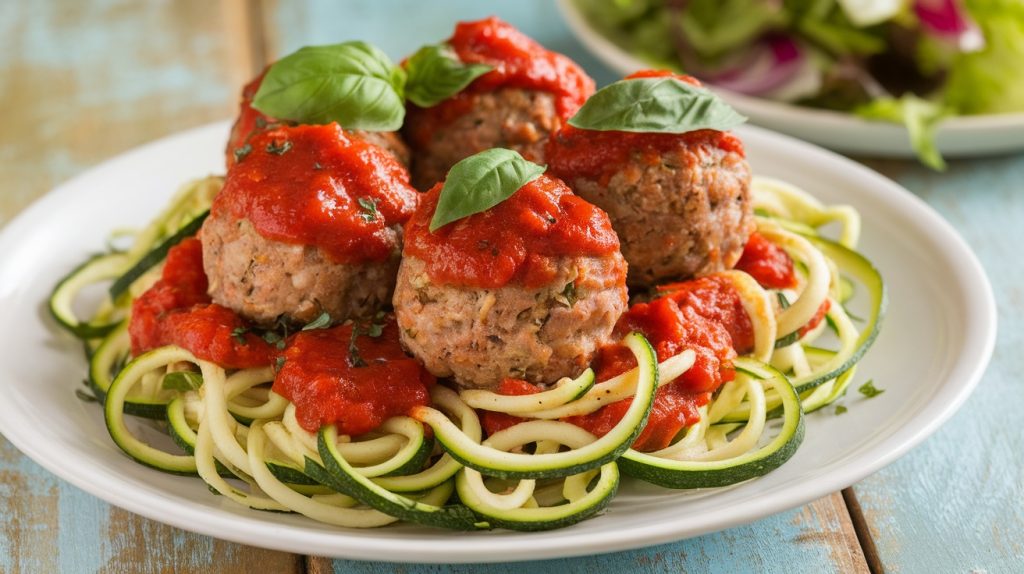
[70,175,884,531]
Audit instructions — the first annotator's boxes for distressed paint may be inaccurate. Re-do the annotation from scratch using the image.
[308,494,866,573]
[0,1,302,572]
[0,1,235,226]
[851,156,1024,573]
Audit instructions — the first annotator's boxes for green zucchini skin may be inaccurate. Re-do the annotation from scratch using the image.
[49,253,128,339]
[108,210,209,302]
[312,427,487,531]
[419,332,659,480]
[619,359,805,489]
[455,463,620,532]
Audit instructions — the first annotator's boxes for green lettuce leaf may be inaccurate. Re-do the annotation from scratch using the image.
[856,94,949,170]
[942,0,1024,114]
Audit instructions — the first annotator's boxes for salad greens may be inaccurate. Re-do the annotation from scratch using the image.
[574,0,1024,168]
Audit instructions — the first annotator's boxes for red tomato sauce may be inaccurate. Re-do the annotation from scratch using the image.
[571,276,753,451]
[225,70,273,168]
[214,123,419,264]
[404,17,595,149]
[272,320,435,435]
[129,238,276,369]
[546,70,744,185]
[403,173,623,288]
[478,276,754,451]
[735,232,797,289]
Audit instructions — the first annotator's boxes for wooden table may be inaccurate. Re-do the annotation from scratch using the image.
[1,2,1020,572]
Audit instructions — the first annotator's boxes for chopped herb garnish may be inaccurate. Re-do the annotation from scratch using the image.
[835,405,848,415]
[546,215,557,224]
[347,312,387,367]
[302,311,332,331]
[75,389,98,403]
[858,379,885,398]
[233,144,252,163]
[261,331,287,350]
[776,291,791,310]
[313,161,323,170]
[254,116,268,129]
[357,196,379,222]
[275,356,287,370]
[266,140,293,155]
[559,281,578,307]
[231,327,249,345]
[162,371,204,392]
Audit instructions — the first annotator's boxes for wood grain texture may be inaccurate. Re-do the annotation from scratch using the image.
[0,1,300,572]
[305,494,866,573]
[850,156,1024,573]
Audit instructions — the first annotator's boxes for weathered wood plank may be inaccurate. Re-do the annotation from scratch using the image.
[849,156,1024,573]
[0,1,300,572]
[306,493,866,573]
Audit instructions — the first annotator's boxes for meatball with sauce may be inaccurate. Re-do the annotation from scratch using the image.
[225,70,411,169]
[402,17,595,189]
[393,173,628,389]
[202,123,419,327]
[547,71,754,287]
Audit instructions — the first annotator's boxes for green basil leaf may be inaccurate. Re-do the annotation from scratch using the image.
[429,149,546,232]
[404,43,492,107]
[252,41,406,131]
[162,371,203,392]
[568,77,747,133]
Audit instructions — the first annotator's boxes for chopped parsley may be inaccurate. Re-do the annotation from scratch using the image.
[357,197,379,223]
[834,405,848,415]
[313,161,323,170]
[75,389,98,403]
[231,327,249,345]
[559,281,578,307]
[776,291,791,310]
[266,139,293,155]
[302,311,332,331]
[261,330,286,350]
[254,116,268,129]
[858,379,885,398]
[347,311,387,367]
[232,144,252,163]
[275,356,287,370]
[162,371,204,392]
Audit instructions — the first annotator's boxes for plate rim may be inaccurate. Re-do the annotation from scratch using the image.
[0,120,997,563]
[557,0,1024,150]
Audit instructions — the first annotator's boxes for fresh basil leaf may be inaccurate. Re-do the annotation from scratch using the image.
[568,77,747,133]
[404,43,492,107]
[162,371,203,392]
[252,41,406,131]
[429,149,546,231]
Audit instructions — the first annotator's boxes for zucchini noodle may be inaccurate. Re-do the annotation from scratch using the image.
[61,174,883,531]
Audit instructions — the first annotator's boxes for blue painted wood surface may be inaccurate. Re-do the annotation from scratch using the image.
[1,0,1020,571]
[853,156,1024,572]
[0,2,301,572]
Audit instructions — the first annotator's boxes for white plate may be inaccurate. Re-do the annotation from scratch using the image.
[0,121,995,563]
[559,0,1024,159]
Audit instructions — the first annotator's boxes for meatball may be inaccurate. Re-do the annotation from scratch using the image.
[226,71,410,168]
[395,255,626,389]
[547,74,753,286]
[404,88,559,190]
[401,17,594,190]
[204,123,418,327]
[201,213,398,326]
[395,173,628,389]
